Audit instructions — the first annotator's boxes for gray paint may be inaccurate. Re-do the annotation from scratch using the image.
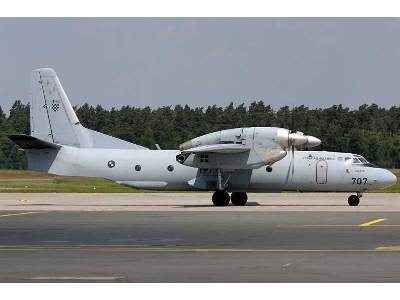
[32,147,396,192]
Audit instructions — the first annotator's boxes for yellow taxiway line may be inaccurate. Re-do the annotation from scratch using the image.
[0,212,45,218]
[359,218,386,227]
[300,218,388,228]
[375,246,400,251]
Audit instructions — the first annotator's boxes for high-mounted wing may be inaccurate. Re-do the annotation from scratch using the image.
[182,143,251,154]
[176,127,321,170]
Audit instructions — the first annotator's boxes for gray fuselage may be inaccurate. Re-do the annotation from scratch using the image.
[32,146,397,193]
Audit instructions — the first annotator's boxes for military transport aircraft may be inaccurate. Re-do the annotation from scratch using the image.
[9,68,397,207]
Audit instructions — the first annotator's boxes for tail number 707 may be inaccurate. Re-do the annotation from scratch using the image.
[352,177,368,185]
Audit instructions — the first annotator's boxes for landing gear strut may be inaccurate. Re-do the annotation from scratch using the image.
[212,190,230,206]
[348,192,362,206]
[231,192,248,206]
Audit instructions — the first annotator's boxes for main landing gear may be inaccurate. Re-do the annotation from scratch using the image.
[348,192,363,206]
[212,190,230,206]
[231,192,248,206]
[211,191,248,206]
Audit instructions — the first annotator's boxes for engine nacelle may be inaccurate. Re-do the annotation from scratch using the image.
[176,127,320,170]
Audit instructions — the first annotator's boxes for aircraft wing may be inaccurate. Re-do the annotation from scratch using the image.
[182,144,251,154]
[176,127,321,170]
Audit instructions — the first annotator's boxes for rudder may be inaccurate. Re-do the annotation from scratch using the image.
[30,68,92,147]
[29,67,146,150]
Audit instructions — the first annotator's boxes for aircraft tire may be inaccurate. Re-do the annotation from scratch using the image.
[348,195,360,206]
[231,192,248,206]
[212,190,230,206]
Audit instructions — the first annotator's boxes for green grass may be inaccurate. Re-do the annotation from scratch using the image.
[0,170,141,193]
[0,169,398,193]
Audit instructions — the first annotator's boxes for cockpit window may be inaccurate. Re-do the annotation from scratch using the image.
[359,157,368,164]
[351,155,370,165]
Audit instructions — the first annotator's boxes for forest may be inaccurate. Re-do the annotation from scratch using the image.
[1,100,400,169]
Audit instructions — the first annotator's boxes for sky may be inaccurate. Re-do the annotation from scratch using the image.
[1,18,400,113]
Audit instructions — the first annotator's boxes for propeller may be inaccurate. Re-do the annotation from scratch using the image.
[290,108,295,174]
[284,130,321,184]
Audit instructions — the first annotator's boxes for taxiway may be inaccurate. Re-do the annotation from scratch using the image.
[0,193,399,282]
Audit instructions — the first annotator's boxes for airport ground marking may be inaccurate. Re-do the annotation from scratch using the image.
[27,276,124,281]
[375,246,400,251]
[359,218,386,227]
[0,211,45,218]
[1,245,400,253]
[301,225,358,227]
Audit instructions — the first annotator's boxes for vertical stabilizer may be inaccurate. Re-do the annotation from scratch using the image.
[29,67,147,150]
[30,68,92,147]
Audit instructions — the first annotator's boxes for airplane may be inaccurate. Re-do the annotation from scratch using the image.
[9,68,397,207]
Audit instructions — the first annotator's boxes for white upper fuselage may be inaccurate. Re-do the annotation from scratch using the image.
[39,146,397,192]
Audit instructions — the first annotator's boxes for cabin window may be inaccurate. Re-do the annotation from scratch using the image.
[107,160,116,168]
[135,164,141,171]
[200,153,209,163]
[167,165,174,172]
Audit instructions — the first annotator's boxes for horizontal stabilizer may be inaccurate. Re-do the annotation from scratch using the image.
[8,134,61,150]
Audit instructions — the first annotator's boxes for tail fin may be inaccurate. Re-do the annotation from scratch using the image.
[30,68,92,147]
[30,68,146,149]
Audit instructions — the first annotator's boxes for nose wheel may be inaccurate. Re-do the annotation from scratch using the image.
[348,194,361,206]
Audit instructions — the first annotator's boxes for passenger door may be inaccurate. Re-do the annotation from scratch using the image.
[316,160,328,184]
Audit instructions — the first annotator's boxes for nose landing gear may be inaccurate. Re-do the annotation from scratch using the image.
[348,192,363,206]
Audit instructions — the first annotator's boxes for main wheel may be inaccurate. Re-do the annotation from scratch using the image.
[231,192,248,206]
[212,190,230,206]
[348,195,360,206]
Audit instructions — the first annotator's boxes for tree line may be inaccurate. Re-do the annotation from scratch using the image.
[1,100,400,169]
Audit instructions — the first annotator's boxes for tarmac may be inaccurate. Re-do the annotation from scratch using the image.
[0,192,399,282]
[0,192,399,211]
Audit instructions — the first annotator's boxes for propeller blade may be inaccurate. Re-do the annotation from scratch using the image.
[291,144,295,175]
[285,157,292,184]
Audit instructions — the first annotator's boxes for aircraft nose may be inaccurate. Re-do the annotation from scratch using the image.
[379,169,397,188]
